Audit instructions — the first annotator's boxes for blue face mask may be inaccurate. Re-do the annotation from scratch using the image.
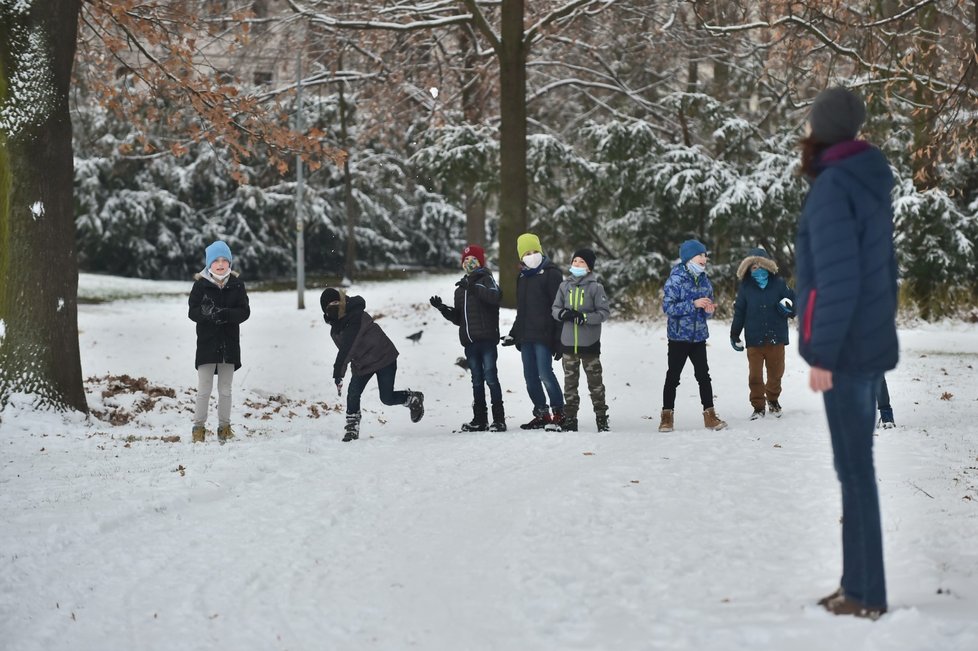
[569,266,588,278]
[686,261,705,276]
[751,268,769,289]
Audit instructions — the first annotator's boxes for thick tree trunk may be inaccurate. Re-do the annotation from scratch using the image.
[497,0,527,308]
[338,80,357,282]
[460,25,487,249]
[0,0,87,412]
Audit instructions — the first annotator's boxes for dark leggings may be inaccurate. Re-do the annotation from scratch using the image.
[662,340,714,410]
[346,360,408,414]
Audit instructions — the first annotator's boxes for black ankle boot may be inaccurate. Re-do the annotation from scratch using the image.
[489,402,506,431]
[460,403,489,431]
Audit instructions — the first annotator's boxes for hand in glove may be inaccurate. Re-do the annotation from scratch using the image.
[730,337,744,352]
[335,378,343,396]
[500,335,516,347]
[429,295,443,309]
[553,350,562,361]
[574,312,587,325]
[557,308,579,322]
[777,298,795,318]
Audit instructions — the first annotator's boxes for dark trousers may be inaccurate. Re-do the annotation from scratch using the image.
[662,340,713,410]
[876,376,893,421]
[346,360,408,414]
[465,340,503,407]
[823,371,887,609]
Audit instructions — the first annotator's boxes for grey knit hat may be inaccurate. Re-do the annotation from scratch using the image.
[809,87,866,145]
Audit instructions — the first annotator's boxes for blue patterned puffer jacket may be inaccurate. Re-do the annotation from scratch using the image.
[662,262,714,342]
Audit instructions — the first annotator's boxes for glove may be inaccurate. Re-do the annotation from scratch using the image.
[500,335,516,347]
[574,312,587,325]
[553,351,562,361]
[429,295,443,308]
[731,337,744,352]
[334,378,343,396]
[557,308,577,322]
[777,302,795,317]
[208,308,228,324]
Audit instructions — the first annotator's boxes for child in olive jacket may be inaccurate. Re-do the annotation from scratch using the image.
[730,247,796,419]
[551,248,611,432]
[430,244,506,432]
[188,240,251,443]
[321,288,424,442]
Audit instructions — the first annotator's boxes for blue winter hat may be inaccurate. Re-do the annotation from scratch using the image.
[205,240,233,268]
[679,239,707,263]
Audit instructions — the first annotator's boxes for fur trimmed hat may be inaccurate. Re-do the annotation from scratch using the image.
[461,244,486,268]
[736,247,779,279]
[320,287,347,319]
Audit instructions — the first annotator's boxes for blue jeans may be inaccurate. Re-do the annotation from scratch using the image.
[466,340,503,407]
[346,360,408,414]
[876,376,893,422]
[520,342,564,413]
[822,370,887,609]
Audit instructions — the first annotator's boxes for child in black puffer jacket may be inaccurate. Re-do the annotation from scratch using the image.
[430,244,506,432]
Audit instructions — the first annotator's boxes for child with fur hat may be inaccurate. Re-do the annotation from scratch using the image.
[502,233,565,430]
[188,240,251,443]
[729,247,797,420]
[430,244,507,432]
[321,287,424,442]
[658,239,727,432]
[551,248,611,432]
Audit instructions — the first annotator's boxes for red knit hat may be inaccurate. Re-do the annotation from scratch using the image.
[461,244,486,268]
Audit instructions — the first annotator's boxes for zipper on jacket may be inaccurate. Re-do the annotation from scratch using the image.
[463,287,472,344]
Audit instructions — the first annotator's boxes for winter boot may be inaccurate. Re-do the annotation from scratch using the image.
[217,424,234,442]
[878,407,895,429]
[343,412,361,442]
[488,402,507,432]
[545,407,566,431]
[750,408,765,420]
[520,407,551,430]
[658,409,674,433]
[767,400,783,418]
[405,391,425,423]
[460,403,489,432]
[703,407,728,431]
[558,417,578,432]
[192,425,206,443]
[596,413,610,432]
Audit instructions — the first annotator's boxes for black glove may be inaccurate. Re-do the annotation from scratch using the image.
[557,308,578,322]
[574,312,587,325]
[335,378,343,396]
[553,351,562,361]
[208,308,228,324]
[429,295,443,309]
[199,295,217,317]
[500,335,516,347]
[731,337,744,352]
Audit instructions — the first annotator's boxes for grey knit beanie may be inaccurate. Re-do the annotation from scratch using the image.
[809,87,866,145]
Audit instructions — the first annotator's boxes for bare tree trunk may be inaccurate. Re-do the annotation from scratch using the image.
[497,0,527,308]
[0,0,87,412]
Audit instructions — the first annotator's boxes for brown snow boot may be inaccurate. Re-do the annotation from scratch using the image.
[703,407,727,431]
[217,424,235,442]
[192,425,206,443]
[658,409,674,433]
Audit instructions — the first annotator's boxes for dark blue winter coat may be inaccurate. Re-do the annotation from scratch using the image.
[662,263,714,343]
[730,260,796,347]
[794,142,899,372]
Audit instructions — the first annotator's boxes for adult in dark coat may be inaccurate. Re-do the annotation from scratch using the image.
[504,233,564,429]
[729,247,796,418]
[187,240,251,442]
[430,244,506,431]
[796,87,898,620]
[322,288,424,442]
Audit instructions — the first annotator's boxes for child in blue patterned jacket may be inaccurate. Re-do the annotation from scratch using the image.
[658,239,727,432]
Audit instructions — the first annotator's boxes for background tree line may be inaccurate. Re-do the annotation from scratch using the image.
[2,0,976,411]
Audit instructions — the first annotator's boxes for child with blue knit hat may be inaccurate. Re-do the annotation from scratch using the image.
[188,240,251,443]
[658,239,727,432]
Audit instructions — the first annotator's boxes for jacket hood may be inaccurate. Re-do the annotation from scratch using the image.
[736,255,778,280]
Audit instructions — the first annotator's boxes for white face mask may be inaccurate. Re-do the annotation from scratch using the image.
[686,261,705,276]
[209,268,232,281]
[522,252,543,269]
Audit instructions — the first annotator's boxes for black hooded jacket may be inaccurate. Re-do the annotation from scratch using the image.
[508,258,563,353]
[327,295,399,379]
[436,267,502,346]
[188,271,251,370]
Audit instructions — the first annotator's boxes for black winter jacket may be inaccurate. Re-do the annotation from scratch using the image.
[730,260,796,347]
[509,258,563,353]
[436,268,502,346]
[328,295,399,379]
[188,271,251,370]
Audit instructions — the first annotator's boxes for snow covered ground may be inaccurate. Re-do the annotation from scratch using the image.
[1,272,976,651]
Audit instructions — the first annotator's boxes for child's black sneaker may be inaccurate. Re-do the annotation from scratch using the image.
[405,391,425,423]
